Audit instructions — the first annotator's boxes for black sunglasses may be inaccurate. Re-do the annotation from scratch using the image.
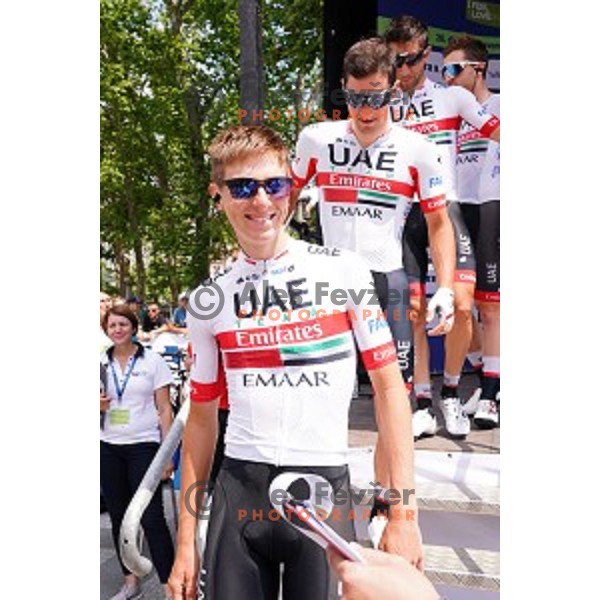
[343,89,394,110]
[223,177,293,200]
[394,46,428,68]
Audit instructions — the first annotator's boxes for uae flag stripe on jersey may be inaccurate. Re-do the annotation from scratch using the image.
[224,334,354,369]
[458,140,489,153]
[357,189,398,209]
[279,334,348,355]
[283,350,353,366]
[427,130,454,142]
[225,348,284,369]
[322,188,357,203]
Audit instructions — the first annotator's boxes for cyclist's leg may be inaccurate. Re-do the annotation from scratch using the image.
[474,200,500,426]
[280,466,355,600]
[412,297,431,406]
[402,203,431,410]
[461,201,484,379]
[372,268,414,388]
[460,202,485,409]
[372,267,414,488]
[467,312,483,378]
[442,202,476,400]
[201,459,280,600]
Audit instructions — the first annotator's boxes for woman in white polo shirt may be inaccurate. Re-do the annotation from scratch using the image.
[100,304,175,600]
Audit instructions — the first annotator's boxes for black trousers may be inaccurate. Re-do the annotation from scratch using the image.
[100,441,175,583]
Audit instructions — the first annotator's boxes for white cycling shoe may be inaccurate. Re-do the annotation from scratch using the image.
[440,397,470,438]
[474,399,499,429]
[412,408,438,438]
[109,582,142,600]
[463,387,481,416]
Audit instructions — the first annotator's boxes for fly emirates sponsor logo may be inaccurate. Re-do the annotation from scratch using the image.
[328,172,393,193]
[235,322,324,348]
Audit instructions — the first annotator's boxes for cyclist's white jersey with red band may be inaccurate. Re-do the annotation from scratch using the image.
[187,239,397,466]
[390,78,500,201]
[291,119,446,273]
[455,94,500,204]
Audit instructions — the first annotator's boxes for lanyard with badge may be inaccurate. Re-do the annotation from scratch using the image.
[108,355,138,426]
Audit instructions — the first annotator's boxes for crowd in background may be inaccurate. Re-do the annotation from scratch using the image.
[100,291,189,351]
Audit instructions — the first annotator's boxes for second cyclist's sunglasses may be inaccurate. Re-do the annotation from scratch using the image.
[343,89,394,109]
[394,46,429,68]
[223,177,293,200]
[441,61,482,81]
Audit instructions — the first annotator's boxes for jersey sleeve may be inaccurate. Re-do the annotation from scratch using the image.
[152,352,175,390]
[478,94,501,201]
[187,305,225,403]
[343,253,397,371]
[453,86,500,138]
[291,124,320,189]
[410,137,447,213]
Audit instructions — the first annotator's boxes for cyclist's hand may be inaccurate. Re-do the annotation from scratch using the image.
[378,518,424,572]
[426,287,454,336]
[168,543,199,600]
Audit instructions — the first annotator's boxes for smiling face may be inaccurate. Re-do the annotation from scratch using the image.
[106,313,135,346]
[345,72,391,144]
[213,151,291,259]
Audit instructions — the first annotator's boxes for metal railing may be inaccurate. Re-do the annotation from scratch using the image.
[119,397,190,577]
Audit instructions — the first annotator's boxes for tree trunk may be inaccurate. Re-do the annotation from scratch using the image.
[114,242,130,298]
[239,0,264,124]
[293,71,304,140]
[124,176,146,299]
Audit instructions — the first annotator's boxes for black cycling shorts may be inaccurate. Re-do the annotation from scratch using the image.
[371,267,413,386]
[402,201,476,298]
[459,201,500,302]
[200,458,356,600]
[208,408,230,484]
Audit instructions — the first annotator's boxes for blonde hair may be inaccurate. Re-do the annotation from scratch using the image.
[208,125,290,184]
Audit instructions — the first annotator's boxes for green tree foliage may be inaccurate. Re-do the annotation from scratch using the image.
[101,0,323,303]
